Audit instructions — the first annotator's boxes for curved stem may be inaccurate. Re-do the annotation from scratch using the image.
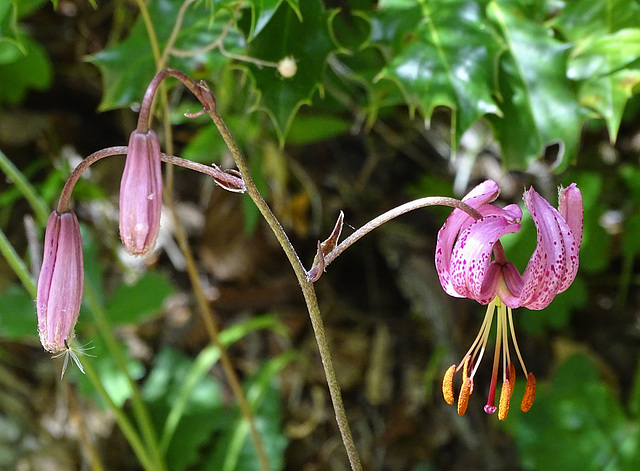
[207,108,362,471]
[56,146,245,213]
[324,197,481,268]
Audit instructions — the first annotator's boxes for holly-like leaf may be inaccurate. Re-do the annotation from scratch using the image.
[243,0,338,142]
[88,0,243,110]
[565,26,640,142]
[373,0,500,151]
[551,0,640,41]
[487,2,584,171]
[579,69,640,142]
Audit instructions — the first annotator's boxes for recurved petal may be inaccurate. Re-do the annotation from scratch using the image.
[558,183,583,248]
[449,215,521,304]
[436,180,501,298]
[519,187,579,310]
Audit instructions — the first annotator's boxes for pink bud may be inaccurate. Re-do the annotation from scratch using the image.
[37,211,84,354]
[119,130,163,256]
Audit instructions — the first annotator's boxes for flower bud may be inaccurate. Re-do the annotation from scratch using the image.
[119,129,163,256]
[37,211,84,354]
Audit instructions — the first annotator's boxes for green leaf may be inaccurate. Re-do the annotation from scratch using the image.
[0,1,23,63]
[551,0,640,41]
[567,29,640,142]
[374,0,500,149]
[204,353,295,471]
[106,271,175,326]
[88,0,243,110]
[503,354,640,471]
[487,2,584,171]
[244,0,339,142]
[0,285,36,340]
[569,29,640,81]
[0,32,51,104]
[578,69,640,143]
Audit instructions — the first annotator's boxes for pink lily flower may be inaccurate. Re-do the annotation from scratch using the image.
[437,180,583,419]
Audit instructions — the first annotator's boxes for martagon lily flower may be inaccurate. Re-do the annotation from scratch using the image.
[437,180,583,419]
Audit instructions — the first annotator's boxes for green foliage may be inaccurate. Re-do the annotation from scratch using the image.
[504,354,640,471]
[141,316,293,471]
[85,0,640,170]
[0,0,52,105]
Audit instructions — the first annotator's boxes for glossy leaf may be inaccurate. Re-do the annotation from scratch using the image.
[89,0,243,110]
[243,0,338,142]
[373,0,500,150]
[487,2,583,170]
[551,0,640,40]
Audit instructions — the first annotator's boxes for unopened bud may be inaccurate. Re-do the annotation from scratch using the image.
[37,211,84,354]
[119,129,162,256]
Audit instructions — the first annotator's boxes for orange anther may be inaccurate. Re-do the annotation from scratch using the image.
[443,364,456,405]
[498,380,512,420]
[521,372,536,412]
[457,378,472,416]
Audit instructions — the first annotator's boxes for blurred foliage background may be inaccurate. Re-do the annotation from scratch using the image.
[2,0,640,470]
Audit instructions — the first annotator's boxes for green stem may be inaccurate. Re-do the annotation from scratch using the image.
[208,108,363,471]
[82,357,156,471]
[0,149,49,224]
[83,285,166,471]
[0,227,36,297]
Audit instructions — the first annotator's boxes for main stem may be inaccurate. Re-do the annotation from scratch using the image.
[207,110,363,470]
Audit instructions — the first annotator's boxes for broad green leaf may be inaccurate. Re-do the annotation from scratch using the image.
[487,2,583,171]
[245,0,302,40]
[243,0,339,142]
[568,29,640,81]
[374,0,500,150]
[504,354,640,471]
[106,271,175,326]
[0,32,51,104]
[567,28,640,142]
[0,285,36,340]
[578,69,640,142]
[88,0,243,110]
[551,0,640,41]
[0,1,23,63]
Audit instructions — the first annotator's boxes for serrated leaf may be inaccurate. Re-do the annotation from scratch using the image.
[569,29,640,81]
[551,0,640,41]
[245,0,301,40]
[566,27,640,143]
[244,0,338,142]
[487,2,583,171]
[579,69,640,142]
[88,0,243,110]
[374,0,500,150]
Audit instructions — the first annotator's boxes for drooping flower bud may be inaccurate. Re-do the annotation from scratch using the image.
[37,211,84,354]
[119,129,163,256]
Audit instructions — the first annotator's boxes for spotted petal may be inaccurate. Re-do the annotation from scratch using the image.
[449,215,521,304]
[436,180,501,298]
[518,186,582,310]
[436,180,522,299]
